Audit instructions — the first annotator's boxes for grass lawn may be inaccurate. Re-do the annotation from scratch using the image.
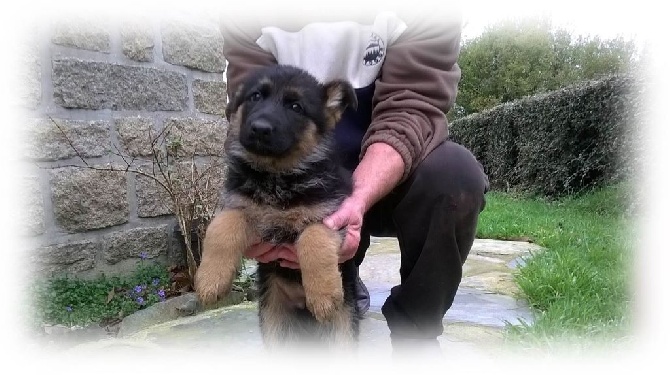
[477,184,635,347]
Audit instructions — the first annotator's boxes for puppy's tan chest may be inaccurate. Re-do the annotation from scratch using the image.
[247,202,336,242]
[224,194,338,243]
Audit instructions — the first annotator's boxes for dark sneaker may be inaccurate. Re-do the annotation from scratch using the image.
[355,272,370,315]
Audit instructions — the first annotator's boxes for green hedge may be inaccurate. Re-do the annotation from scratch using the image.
[449,74,644,197]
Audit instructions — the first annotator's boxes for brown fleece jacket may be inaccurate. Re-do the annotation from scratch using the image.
[219,6,462,181]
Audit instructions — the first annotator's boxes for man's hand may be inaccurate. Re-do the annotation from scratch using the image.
[245,241,300,269]
[323,196,365,263]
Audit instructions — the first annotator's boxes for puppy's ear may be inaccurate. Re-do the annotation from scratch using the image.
[225,84,245,121]
[323,80,357,128]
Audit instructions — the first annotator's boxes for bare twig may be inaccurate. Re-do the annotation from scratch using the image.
[50,116,92,169]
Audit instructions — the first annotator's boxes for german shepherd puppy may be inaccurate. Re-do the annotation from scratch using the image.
[194,65,360,349]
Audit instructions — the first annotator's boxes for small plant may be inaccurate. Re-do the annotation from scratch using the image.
[31,258,172,328]
[50,117,226,287]
[29,118,256,330]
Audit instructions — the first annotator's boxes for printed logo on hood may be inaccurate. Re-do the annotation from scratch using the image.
[363,33,385,66]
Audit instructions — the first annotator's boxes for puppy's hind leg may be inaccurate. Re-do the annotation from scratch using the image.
[258,273,306,349]
[296,223,344,323]
[195,209,255,306]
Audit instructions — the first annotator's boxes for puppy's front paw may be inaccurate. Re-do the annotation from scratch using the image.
[194,264,235,306]
[306,288,344,323]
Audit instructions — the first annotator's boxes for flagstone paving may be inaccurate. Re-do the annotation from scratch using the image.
[36,238,544,359]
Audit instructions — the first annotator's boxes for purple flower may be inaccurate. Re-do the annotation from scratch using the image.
[65,306,73,312]
[157,289,166,301]
[136,297,145,305]
[133,285,143,294]
[139,251,148,260]
[152,278,160,286]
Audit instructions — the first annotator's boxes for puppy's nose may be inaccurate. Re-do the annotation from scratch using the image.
[250,120,273,141]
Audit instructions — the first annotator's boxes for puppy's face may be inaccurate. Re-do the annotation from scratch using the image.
[225,65,357,171]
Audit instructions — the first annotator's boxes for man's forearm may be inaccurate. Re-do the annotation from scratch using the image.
[350,142,405,213]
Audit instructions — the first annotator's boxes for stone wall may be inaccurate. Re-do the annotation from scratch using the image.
[18,14,228,278]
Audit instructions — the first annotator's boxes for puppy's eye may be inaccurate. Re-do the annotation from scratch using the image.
[248,91,262,102]
[289,102,304,114]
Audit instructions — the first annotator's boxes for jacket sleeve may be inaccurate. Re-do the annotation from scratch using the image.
[219,18,277,100]
[361,10,463,181]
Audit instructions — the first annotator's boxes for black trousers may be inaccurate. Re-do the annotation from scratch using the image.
[353,140,489,340]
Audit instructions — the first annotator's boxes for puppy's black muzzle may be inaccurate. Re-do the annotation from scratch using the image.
[240,102,295,157]
[241,119,278,156]
[249,119,274,144]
